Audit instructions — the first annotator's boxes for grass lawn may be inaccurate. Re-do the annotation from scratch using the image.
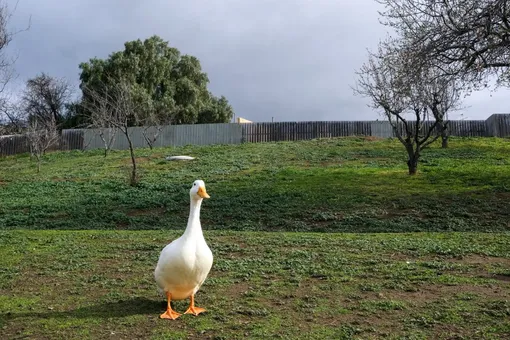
[1,230,509,339]
[1,136,509,339]
[0,137,509,232]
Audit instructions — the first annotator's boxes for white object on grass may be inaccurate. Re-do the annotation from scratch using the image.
[166,155,195,161]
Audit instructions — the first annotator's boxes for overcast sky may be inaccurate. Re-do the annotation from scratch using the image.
[5,0,510,122]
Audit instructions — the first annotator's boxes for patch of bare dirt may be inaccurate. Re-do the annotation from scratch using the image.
[319,161,341,167]
[120,156,155,165]
[350,136,380,142]
[221,281,251,299]
[494,192,510,199]
[385,253,510,266]
[377,283,508,303]
[451,254,510,266]
[493,274,510,282]
[126,207,165,217]
[377,208,427,219]
[262,278,408,336]
[214,236,249,249]
[115,222,130,230]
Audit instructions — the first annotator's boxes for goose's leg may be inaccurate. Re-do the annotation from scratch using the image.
[184,294,206,316]
[160,292,181,319]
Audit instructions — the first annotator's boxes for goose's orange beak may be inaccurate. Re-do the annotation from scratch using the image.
[197,186,210,199]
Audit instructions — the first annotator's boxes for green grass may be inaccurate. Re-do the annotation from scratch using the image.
[1,230,509,339]
[0,136,509,232]
[1,136,509,339]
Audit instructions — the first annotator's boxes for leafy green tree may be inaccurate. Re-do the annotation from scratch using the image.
[62,101,89,129]
[197,94,234,124]
[77,35,232,126]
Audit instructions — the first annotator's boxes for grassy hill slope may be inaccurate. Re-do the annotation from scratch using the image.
[0,137,509,232]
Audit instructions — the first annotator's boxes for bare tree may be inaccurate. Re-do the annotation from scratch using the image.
[21,73,74,130]
[0,1,30,156]
[376,0,510,88]
[0,2,17,96]
[14,73,71,167]
[141,108,174,149]
[0,1,30,112]
[0,96,26,156]
[97,124,117,156]
[142,119,163,150]
[26,114,59,172]
[420,71,463,149]
[354,41,462,174]
[85,91,117,157]
[83,79,144,186]
[0,96,25,133]
[426,79,462,148]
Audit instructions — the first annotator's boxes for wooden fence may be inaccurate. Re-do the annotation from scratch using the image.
[1,114,509,156]
[0,130,85,156]
[241,121,372,142]
[392,120,488,140]
[241,120,490,143]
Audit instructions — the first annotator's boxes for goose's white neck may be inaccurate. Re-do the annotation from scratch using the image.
[182,197,204,238]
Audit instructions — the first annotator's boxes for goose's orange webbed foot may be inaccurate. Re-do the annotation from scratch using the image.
[184,294,206,316]
[160,292,181,320]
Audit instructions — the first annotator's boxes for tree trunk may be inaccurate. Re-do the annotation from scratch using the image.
[441,132,449,148]
[99,132,108,157]
[126,135,138,186]
[407,151,419,175]
[143,132,154,150]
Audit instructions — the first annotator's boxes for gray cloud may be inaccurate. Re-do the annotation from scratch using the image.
[5,0,509,122]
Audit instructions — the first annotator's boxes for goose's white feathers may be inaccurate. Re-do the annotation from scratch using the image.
[154,180,213,301]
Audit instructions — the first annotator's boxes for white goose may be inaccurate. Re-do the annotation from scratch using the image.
[154,179,213,319]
